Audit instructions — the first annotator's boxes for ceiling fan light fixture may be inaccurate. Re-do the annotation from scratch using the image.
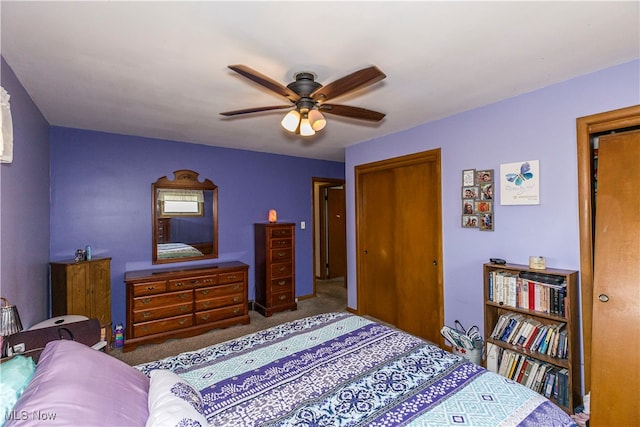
[299,115,315,136]
[281,110,300,133]
[308,109,326,131]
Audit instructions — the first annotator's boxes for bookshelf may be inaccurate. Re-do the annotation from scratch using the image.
[483,262,580,413]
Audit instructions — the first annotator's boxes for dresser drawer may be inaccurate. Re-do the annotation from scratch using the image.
[132,280,167,297]
[195,283,243,300]
[134,314,192,337]
[270,290,294,307]
[219,270,244,284]
[270,248,292,263]
[195,304,244,325]
[270,262,293,278]
[168,274,217,291]
[133,302,192,323]
[134,290,192,310]
[270,276,293,291]
[269,237,292,249]
[195,294,243,311]
[269,227,293,238]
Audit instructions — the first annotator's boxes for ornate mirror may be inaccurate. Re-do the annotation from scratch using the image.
[152,170,218,264]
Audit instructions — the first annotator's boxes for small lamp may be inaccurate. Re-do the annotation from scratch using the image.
[281,110,301,133]
[268,209,277,223]
[0,297,23,357]
[308,109,326,131]
[299,114,315,136]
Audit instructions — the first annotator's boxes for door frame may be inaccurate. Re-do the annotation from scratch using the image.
[576,104,640,391]
[311,177,346,291]
[354,149,444,345]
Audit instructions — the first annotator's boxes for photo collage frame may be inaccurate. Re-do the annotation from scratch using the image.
[461,168,494,231]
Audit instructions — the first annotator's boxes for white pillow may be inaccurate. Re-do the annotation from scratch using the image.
[146,369,208,427]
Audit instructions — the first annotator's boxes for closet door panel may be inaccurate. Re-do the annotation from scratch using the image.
[591,129,640,425]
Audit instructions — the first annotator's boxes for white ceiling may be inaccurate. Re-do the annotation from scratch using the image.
[1,1,638,162]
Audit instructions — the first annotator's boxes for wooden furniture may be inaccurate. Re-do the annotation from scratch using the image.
[124,261,249,352]
[483,262,580,413]
[254,223,297,317]
[50,257,112,332]
[156,218,171,243]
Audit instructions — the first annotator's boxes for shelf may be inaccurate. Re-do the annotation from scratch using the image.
[485,301,568,322]
[483,262,580,414]
[486,338,569,369]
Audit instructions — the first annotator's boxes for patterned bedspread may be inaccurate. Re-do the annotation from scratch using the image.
[137,312,576,426]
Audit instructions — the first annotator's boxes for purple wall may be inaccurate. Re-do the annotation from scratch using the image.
[49,128,344,327]
[345,60,640,337]
[0,57,50,328]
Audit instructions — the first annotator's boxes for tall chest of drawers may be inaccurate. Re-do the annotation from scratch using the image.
[254,223,297,317]
[124,261,249,352]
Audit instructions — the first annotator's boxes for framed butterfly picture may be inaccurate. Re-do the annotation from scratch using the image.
[500,160,540,205]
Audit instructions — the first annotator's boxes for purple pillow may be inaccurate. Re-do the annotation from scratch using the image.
[6,339,149,426]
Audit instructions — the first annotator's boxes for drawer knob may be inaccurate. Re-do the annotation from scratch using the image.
[142,325,150,332]
[146,286,155,291]
[176,282,184,287]
[279,295,286,300]
[180,305,188,312]
[200,315,210,320]
[277,252,286,257]
[279,266,286,272]
[205,279,213,283]
[201,290,209,295]
[202,301,210,308]
[142,298,151,305]
[191,280,200,285]
[178,318,188,325]
[233,296,239,302]
[179,293,188,299]
[278,280,286,286]
[228,275,236,280]
[233,307,240,314]
[142,312,151,318]
[233,284,239,290]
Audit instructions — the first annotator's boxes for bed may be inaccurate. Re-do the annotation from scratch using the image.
[3,312,576,426]
[156,242,204,260]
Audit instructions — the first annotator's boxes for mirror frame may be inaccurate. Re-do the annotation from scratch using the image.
[152,169,218,264]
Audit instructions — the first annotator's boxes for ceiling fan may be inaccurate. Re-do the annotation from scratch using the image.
[220,65,386,136]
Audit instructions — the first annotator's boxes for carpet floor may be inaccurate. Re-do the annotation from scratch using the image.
[111,278,347,366]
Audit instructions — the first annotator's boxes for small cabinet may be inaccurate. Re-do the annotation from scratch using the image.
[50,257,112,328]
[124,261,249,352]
[254,223,297,317]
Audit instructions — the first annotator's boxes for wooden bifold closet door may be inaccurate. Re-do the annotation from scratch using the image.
[356,149,443,346]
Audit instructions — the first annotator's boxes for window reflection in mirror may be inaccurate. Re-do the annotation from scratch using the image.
[152,170,218,264]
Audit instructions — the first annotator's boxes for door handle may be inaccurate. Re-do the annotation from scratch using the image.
[598,294,609,302]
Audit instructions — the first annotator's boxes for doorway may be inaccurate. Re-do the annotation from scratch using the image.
[355,149,444,346]
[312,178,346,295]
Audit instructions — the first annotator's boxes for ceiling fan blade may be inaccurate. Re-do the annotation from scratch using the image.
[311,66,386,102]
[319,104,385,122]
[228,65,300,102]
[220,105,292,116]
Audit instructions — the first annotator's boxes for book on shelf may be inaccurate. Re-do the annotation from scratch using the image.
[488,270,567,316]
[486,342,501,373]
